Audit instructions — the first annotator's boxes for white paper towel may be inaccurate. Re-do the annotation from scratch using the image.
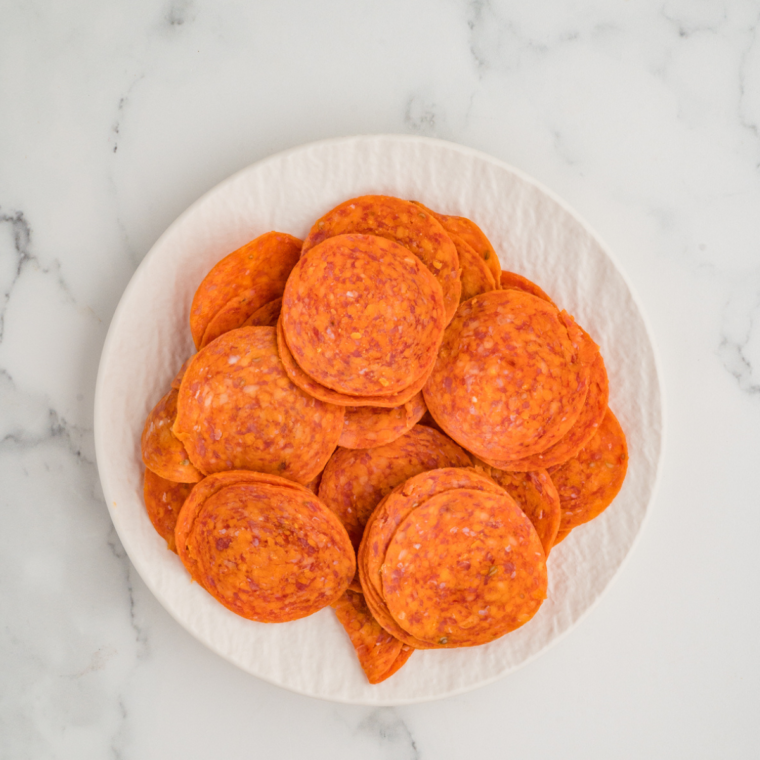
[94,135,662,705]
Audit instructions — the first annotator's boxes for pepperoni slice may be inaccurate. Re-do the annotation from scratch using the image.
[424,290,597,462]
[302,196,461,322]
[484,467,561,556]
[173,326,344,484]
[190,231,301,349]
[381,488,547,647]
[141,387,203,483]
[332,590,414,683]
[433,212,501,285]
[500,271,556,305]
[452,233,496,302]
[143,469,194,552]
[171,357,193,390]
[175,473,354,622]
[282,234,445,397]
[241,297,282,328]
[318,426,472,552]
[549,408,628,533]
[338,393,427,450]
[483,352,609,472]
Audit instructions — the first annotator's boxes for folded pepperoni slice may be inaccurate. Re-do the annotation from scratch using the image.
[331,590,414,684]
[190,231,301,349]
[143,469,194,552]
[483,352,609,472]
[141,387,203,483]
[175,474,355,622]
[282,234,445,397]
[173,326,344,484]
[337,393,427,450]
[484,467,561,556]
[452,234,496,302]
[500,271,555,305]
[277,319,431,408]
[381,488,547,647]
[359,467,505,649]
[241,297,282,328]
[424,290,597,462]
[302,196,460,322]
[549,408,628,533]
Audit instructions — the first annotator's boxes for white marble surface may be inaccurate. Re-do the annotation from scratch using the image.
[1,0,758,757]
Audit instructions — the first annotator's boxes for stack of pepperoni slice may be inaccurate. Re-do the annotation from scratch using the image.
[139,194,629,685]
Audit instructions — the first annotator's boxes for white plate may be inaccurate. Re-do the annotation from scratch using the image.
[94,135,663,705]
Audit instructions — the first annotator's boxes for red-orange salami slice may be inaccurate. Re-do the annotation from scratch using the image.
[549,408,629,533]
[189,231,301,349]
[359,467,505,649]
[282,234,445,397]
[277,319,431,408]
[485,468,561,556]
[434,212,501,285]
[382,488,547,647]
[241,297,282,328]
[176,476,354,622]
[171,357,193,390]
[331,590,414,684]
[173,326,344,484]
[483,352,609,472]
[338,393,427,449]
[143,469,193,552]
[319,425,472,551]
[500,271,556,305]
[452,233,496,302]
[302,196,461,322]
[141,388,203,483]
[424,290,597,462]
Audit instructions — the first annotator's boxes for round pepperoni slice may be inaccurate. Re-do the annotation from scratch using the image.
[452,233,496,302]
[424,290,597,462]
[359,467,505,649]
[141,387,203,483]
[338,393,427,450]
[143,469,194,552]
[434,212,501,285]
[173,326,344,485]
[549,408,628,533]
[381,488,547,647]
[319,425,472,552]
[331,590,414,684]
[302,196,460,322]
[282,234,445,397]
[241,297,282,328]
[500,271,556,306]
[277,319,431,408]
[190,231,301,349]
[483,352,609,472]
[177,477,355,622]
[485,468,561,556]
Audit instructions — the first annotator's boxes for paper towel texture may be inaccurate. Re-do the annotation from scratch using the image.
[94,135,662,704]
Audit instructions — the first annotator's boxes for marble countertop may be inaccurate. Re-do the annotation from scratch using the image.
[2,1,759,757]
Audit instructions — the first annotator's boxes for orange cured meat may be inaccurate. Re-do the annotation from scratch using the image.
[381,488,547,647]
[141,388,203,483]
[173,326,344,484]
[302,196,461,322]
[549,408,628,533]
[331,590,414,683]
[452,233,496,302]
[318,425,472,551]
[241,297,282,328]
[171,357,194,390]
[483,352,609,472]
[189,231,301,349]
[359,467,506,649]
[424,290,598,462]
[143,469,193,552]
[176,475,355,622]
[282,234,445,397]
[434,212,501,285]
[338,393,427,449]
[500,271,556,306]
[277,319,431,408]
[485,468,561,556]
